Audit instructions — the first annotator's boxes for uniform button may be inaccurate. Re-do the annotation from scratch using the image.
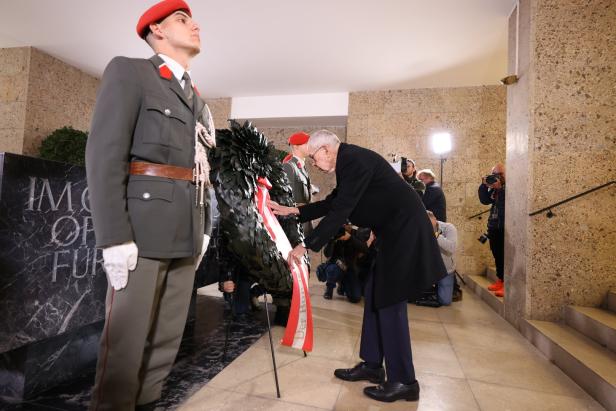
[164,109,171,116]
[143,192,151,199]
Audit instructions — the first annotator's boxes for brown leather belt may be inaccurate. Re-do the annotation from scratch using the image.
[129,161,194,182]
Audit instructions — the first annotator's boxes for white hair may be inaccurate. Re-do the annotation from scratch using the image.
[308,129,340,152]
[417,169,436,179]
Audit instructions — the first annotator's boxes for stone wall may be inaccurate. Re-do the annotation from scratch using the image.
[0,48,30,154]
[205,98,232,130]
[257,126,347,205]
[22,48,99,156]
[505,0,616,324]
[347,87,507,276]
[0,47,99,157]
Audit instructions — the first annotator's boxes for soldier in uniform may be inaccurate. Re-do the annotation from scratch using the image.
[85,1,215,409]
[282,131,314,237]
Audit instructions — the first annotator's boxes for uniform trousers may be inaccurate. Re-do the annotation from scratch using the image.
[359,271,416,384]
[89,256,196,411]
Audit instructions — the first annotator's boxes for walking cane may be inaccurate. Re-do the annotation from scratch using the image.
[261,288,281,399]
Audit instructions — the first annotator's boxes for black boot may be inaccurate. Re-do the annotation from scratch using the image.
[323,286,334,300]
[334,362,385,383]
[364,380,420,402]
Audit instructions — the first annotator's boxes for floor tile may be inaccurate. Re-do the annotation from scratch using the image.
[468,380,605,411]
[454,344,590,398]
[230,355,347,409]
[179,386,327,411]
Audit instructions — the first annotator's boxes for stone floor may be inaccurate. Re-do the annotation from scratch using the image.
[3,275,606,410]
[179,275,606,411]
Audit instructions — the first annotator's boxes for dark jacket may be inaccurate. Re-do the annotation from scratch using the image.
[86,55,213,258]
[403,175,426,197]
[422,181,447,222]
[478,184,505,231]
[283,156,313,237]
[323,227,370,270]
[299,144,447,308]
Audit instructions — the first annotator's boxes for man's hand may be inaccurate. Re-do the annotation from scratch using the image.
[196,234,211,268]
[102,241,139,291]
[287,244,306,267]
[268,200,299,216]
[367,231,376,247]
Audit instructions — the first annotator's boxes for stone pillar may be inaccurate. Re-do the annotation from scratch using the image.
[505,0,616,326]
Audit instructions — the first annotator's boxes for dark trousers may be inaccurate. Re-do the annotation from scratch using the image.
[324,263,361,303]
[359,272,415,384]
[488,228,505,281]
[225,276,251,314]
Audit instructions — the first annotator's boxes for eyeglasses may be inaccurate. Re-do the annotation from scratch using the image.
[308,146,326,161]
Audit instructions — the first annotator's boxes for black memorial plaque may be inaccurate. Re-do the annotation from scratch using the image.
[0,153,106,400]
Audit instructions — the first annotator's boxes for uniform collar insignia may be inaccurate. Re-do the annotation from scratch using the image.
[158,63,173,80]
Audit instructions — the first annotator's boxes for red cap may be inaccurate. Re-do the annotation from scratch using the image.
[137,0,192,39]
[288,132,309,146]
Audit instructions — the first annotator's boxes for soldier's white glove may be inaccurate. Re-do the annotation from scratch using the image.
[102,241,138,291]
[196,234,211,268]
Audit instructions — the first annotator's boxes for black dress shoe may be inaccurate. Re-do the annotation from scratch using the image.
[364,381,420,402]
[334,362,385,383]
[323,287,333,299]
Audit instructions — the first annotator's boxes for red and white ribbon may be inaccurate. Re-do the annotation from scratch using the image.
[255,177,313,352]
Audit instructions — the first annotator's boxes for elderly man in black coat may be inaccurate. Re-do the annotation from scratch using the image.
[269,130,447,403]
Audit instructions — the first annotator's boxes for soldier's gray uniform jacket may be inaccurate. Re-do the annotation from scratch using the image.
[86,54,213,259]
[283,156,311,205]
[283,156,313,236]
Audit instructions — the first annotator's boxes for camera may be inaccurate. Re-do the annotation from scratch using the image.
[478,233,490,244]
[400,157,409,174]
[334,226,347,240]
[484,174,500,185]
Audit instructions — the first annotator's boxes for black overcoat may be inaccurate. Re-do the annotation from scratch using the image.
[299,144,447,309]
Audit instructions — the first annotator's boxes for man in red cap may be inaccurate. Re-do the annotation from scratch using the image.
[85,1,217,409]
[282,131,314,237]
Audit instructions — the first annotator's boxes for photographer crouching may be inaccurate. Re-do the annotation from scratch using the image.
[415,211,459,306]
[317,224,372,303]
[478,163,506,297]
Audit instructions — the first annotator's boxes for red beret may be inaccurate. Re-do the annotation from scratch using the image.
[137,0,192,39]
[288,132,310,146]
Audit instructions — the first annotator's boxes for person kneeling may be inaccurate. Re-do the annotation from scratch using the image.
[317,224,370,303]
[416,211,458,307]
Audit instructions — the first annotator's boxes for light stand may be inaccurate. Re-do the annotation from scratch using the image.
[431,132,452,188]
[439,156,446,187]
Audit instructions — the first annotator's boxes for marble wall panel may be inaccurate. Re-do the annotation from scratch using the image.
[348,86,506,275]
